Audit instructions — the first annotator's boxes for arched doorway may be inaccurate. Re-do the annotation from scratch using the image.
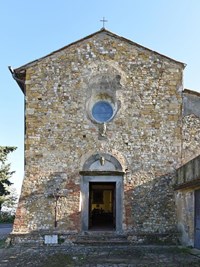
[80,153,124,232]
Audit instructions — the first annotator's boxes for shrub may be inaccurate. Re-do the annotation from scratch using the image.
[0,211,15,223]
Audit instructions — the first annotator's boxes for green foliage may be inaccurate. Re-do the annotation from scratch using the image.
[58,235,65,244]
[2,187,18,214]
[0,211,15,223]
[0,146,17,211]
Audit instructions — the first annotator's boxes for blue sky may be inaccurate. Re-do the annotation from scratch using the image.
[0,0,200,195]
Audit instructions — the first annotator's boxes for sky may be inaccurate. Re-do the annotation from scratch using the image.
[0,0,200,196]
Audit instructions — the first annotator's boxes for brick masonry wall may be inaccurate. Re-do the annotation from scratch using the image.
[13,31,184,239]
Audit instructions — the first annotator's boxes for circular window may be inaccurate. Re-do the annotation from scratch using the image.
[92,101,113,123]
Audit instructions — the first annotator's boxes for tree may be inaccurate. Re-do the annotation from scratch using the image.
[2,187,18,214]
[0,146,17,212]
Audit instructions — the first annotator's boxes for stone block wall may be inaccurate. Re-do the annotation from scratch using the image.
[182,115,200,164]
[13,31,184,242]
[175,189,194,246]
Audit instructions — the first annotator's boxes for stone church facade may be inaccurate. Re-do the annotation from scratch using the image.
[10,29,200,246]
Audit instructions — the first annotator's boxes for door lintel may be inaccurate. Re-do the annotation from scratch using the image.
[79,171,124,176]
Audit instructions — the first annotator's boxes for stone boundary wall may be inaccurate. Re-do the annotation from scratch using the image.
[176,154,200,188]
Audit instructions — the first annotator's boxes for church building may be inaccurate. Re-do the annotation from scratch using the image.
[10,28,200,247]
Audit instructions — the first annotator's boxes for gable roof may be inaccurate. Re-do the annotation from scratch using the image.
[183,88,200,97]
[183,89,200,118]
[10,28,186,94]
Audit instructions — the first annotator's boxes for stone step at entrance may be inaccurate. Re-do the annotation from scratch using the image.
[75,232,130,245]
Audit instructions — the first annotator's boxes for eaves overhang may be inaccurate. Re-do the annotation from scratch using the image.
[9,66,26,95]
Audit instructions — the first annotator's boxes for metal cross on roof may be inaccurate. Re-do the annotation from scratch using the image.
[100,17,108,29]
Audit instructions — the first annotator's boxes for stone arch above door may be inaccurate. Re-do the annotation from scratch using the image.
[80,150,128,172]
[82,153,123,172]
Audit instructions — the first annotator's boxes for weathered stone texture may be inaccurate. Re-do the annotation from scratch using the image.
[176,154,200,187]
[175,155,200,247]
[182,114,200,164]
[12,30,190,243]
[128,172,176,233]
[175,189,194,246]
[183,89,200,118]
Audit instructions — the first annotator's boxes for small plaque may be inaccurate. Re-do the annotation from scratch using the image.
[44,235,58,244]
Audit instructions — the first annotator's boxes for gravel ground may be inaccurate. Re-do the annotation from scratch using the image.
[0,243,200,267]
[0,226,200,267]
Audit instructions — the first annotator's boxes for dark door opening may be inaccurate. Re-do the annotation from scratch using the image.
[195,189,200,249]
[89,182,116,230]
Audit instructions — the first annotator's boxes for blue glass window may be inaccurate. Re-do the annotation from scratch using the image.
[92,101,113,123]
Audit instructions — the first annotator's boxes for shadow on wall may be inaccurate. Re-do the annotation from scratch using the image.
[124,171,177,236]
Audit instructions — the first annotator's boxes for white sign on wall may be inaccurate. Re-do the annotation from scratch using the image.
[44,235,58,244]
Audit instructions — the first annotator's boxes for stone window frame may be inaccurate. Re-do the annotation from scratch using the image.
[86,93,118,124]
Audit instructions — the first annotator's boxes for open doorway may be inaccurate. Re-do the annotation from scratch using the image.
[89,182,116,230]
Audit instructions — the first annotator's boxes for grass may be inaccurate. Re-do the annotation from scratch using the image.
[167,246,192,254]
[42,253,86,267]
[0,239,6,248]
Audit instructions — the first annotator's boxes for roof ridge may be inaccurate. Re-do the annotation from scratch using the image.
[13,28,185,73]
[183,88,200,97]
